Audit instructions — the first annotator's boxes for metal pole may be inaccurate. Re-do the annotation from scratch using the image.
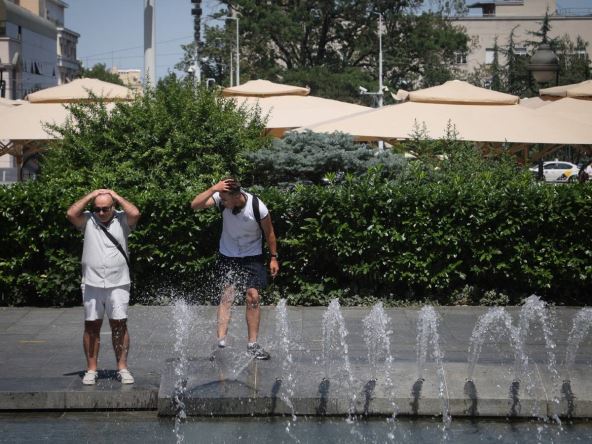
[226,16,240,86]
[229,49,233,86]
[376,13,384,151]
[143,0,156,88]
[235,17,240,86]
[378,13,383,109]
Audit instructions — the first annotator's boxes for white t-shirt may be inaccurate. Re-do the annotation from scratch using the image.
[212,191,269,258]
[79,210,133,288]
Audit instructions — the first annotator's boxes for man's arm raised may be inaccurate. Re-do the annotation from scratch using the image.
[191,179,234,210]
[109,190,141,227]
[66,189,105,228]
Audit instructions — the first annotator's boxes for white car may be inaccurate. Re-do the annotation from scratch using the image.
[529,161,579,183]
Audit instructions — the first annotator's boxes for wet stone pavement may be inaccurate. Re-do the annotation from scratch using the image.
[0,304,591,418]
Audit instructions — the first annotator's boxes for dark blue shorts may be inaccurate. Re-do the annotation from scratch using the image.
[215,254,268,292]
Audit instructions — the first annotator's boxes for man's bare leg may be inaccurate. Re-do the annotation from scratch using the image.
[109,319,130,370]
[83,320,102,371]
[245,288,260,343]
[217,285,236,342]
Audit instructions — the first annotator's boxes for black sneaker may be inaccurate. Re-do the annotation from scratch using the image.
[247,343,271,360]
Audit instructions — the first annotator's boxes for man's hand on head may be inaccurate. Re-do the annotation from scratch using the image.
[212,179,236,193]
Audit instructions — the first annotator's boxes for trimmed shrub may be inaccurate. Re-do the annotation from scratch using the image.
[1,78,591,307]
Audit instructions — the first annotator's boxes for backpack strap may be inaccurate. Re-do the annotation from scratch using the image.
[252,195,266,254]
[252,195,262,232]
[217,192,263,234]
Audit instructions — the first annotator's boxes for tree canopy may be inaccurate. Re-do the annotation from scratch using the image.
[177,1,469,101]
[80,63,125,86]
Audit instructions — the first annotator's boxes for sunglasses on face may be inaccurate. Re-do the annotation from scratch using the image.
[93,206,113,213]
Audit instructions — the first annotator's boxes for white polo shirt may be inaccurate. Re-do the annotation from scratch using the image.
[212,191,268,258]
[79,210,133,288]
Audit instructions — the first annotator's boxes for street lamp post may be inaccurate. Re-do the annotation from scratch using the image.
[226,16,240,86]
[359,13,386,149]
[190,0,203,85]
[377,12,383,109]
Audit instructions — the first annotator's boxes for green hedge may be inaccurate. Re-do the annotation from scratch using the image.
[1,76,591,307]
[263,167,592,305]
[3,163,590,307]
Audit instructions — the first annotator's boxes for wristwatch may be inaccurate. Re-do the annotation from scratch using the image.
[270,253,278,259]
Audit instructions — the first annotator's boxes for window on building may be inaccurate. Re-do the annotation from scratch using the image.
[515,47,528,57]
[17,25,22,40]
[454,51,467,64]
[485,48,495,64]
[0,21,6,37]
[483,4,496,16]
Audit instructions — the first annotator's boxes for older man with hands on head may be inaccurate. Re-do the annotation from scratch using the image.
[66,189,140,385]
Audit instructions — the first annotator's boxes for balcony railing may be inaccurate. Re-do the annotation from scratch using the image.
[0,168,18,185]
[556,8,592,17]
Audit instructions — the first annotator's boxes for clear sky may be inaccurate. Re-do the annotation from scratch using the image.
[67,0,221,80]
[67,0,592,82]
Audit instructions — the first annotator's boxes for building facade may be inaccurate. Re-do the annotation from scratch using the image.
[0,0,79,100]
[451,1,592,75]
[0,0,78,184]
[112,67,143,91]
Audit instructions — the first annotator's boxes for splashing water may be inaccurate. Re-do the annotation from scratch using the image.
[518,295,560,421]
[362,302,398,418]
[467,307,523,382]
[518,295,558,382]
[172,297,193,444]
[322,299,357,420]
[416,305,450,426]
[275,299,298,428]
[565,307,592,378]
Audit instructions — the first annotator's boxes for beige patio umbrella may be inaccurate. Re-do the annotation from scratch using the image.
[0,103,71,179]
[0,103,72,141]
[297,80,592,164]
[539,80,592,100]
[26,78,135,103]
[519,96,549,109]
[222,79,310,97]
[1,79,131,179]
[533,97,592,126]
[0,102,118,155]
[233,95,370,137]
[0,97,25,108]
[407,80,519,105]
[297,100,592,146]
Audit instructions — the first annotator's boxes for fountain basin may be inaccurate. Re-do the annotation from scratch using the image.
[157,352,592,418]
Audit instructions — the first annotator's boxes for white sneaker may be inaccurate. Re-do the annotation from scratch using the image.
[117,368,135,384]
[82,370,98,385]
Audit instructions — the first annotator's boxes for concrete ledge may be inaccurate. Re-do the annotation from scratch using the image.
[0,377,158,411]
[158,352,592,418]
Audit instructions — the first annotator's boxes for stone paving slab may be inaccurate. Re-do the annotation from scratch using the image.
[0,305,591,418]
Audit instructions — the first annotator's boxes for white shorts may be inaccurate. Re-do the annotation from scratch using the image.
[82,284,130,321]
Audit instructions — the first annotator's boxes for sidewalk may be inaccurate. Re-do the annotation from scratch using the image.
[0,305,590,417]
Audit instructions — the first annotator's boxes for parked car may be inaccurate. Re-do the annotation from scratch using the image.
[529,161,579,183]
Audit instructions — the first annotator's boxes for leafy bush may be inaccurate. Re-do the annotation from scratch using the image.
[1,77,591,307]
[0,75,269,306]
[261,145,592,305]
